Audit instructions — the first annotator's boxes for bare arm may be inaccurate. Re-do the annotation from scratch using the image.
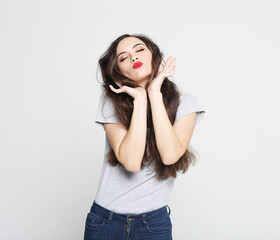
[105,86,147,173]
[148,90,196,165]
[118,97,147,172]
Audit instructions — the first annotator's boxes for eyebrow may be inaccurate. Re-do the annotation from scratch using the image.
[117,43,145,58]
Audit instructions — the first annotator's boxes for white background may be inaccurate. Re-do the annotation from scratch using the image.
[0,0,279,239]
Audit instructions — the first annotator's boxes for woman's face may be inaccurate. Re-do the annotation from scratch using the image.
[116,37,153,85]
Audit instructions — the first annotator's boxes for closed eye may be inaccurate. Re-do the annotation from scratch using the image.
[120,49,145,62]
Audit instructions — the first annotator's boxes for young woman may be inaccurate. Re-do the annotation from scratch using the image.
[84,33,206,240]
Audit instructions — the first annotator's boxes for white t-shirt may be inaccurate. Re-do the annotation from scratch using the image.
[94,90,206,214]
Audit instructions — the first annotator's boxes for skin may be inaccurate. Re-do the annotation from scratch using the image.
[108,36,197,167]
[116,37,153,87]
[110,36,176,98]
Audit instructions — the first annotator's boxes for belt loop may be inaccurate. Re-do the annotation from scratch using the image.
[166,205,171,216]
[141,213,147,224]
[106,211,113,223]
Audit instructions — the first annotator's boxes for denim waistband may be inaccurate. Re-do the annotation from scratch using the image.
[90,200,171,223]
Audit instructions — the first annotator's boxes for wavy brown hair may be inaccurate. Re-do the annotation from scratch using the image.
[97,33,197,179]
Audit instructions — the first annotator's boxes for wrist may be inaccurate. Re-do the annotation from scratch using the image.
[133,95,147,104]
[148,89,162,99]
[147,76,165,94]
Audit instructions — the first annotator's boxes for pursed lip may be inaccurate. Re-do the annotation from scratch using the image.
[133,61,143,69]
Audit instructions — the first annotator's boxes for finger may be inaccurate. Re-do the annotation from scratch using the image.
[168,65,176,76]
[121,85,132,94]
[164,57,176,71]
[170,65,176,74]
[167,57,176,69]
[165,60,176,74]
[164,56,173,69]
[109,84,123,94]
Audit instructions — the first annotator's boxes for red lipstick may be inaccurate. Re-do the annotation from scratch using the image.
[133,61,143,69]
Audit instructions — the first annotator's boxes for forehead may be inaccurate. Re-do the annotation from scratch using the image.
[117,37,146,53]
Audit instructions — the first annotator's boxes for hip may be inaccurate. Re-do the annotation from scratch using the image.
[83,200,173,240]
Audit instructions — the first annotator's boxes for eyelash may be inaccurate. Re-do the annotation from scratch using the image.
[120,49,144,62]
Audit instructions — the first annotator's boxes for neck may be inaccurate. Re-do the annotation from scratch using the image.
[136,78,148,88]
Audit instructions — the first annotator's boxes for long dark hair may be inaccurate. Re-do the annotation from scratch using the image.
[97,33,197,179]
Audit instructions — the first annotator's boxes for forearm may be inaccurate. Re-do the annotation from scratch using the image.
[148,90,183,165]
[119,97,147,172]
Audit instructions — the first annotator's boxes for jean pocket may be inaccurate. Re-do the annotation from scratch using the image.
[146,215,172,234]
[85,212,106,231]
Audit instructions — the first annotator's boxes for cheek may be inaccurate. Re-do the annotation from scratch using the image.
[146,54,152,68]
[118,63,130,75]
[146,53,153,66]
[117,62,125,72]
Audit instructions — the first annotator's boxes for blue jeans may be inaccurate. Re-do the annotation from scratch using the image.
[83,200,173,240]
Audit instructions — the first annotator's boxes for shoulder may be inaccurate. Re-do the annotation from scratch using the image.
[177,91,202,109]
[179,91,197,102]
[95,91,121,128]
[175,91,206,125]
[97,91,115,114]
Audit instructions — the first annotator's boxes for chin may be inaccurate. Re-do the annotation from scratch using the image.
[133,76,149,82]
[133,72,151,82]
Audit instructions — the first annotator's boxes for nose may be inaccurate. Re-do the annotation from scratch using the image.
[131,55,139,63]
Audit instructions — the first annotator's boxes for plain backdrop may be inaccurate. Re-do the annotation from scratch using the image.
[0,0,279,239]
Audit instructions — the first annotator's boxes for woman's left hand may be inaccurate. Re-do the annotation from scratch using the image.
[148,56,176,93]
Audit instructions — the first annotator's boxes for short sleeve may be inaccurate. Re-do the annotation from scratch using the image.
[175,92,206,127]
[95,92,121,130]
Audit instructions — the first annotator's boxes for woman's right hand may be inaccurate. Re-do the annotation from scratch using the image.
[109,82,147,101]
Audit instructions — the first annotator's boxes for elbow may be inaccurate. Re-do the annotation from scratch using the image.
[117,148,142,173]
[162,144,187,165]
[162,151,184,166]
[126,165,141,173]
[162,157,176,166]
[123,161,141,173]
[116,153,140,173]
[129,167,141,173]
